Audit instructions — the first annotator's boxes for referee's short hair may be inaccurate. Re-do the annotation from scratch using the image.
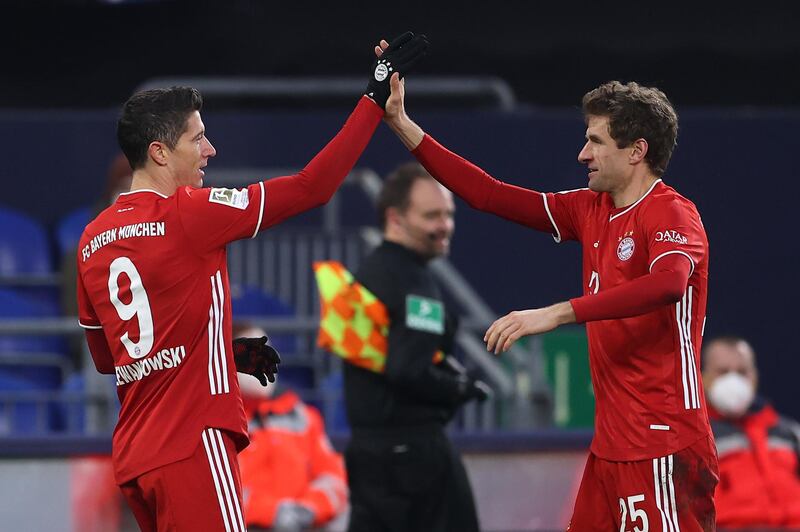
[377,162,435,230]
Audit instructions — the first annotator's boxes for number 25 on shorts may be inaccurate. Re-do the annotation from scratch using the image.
[619,494,649,532]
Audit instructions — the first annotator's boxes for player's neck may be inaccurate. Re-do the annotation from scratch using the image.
[129,169,180,197]
[610,174,659,208]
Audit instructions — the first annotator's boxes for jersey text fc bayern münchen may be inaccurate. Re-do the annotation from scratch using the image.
[77,185,266,483]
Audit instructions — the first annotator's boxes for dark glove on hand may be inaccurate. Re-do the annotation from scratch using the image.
[458,375,493,403]
[366,31,429,109]
[232,336,281,386]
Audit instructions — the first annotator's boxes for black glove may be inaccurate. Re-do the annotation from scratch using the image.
[457,374,493,403]
[366,31,429,109]
[232,336,281,386]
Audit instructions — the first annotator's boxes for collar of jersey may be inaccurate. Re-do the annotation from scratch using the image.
[608,179,662,222]
[119,188,169,199]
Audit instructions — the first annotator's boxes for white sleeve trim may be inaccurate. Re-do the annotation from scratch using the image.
[649,250,695,277]
[251,181,265,239]
[78,321,103,330]
[541,193,562,243]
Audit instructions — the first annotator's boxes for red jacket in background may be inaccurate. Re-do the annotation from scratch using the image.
[238,390,347,528]
[711,400,800,528]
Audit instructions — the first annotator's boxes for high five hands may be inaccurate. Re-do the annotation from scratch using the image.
[365,31,428,109]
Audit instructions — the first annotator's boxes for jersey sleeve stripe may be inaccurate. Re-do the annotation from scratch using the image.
[251,181,265,239]
[555,187,589,195]
[684,286,701,409]
[209,272,231,396]
[682,288,698,409]
[78,321,103,329]
[676,296,691,410]
[649,250,696,278]
[208,305,218,395]
[676,288,701,411]
[211,276,221,394]
[541,193,562,243]
[214,271,230,394]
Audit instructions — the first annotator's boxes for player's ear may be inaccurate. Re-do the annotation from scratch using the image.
[148,141,169,167]
[630,138,648,165]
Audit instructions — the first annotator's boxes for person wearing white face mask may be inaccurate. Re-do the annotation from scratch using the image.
[702,336,800,528]
[233,323,348,532]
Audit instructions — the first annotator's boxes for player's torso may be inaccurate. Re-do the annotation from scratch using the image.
[78,190,244,480]
[579,188,711,459]
[80,191,228,384]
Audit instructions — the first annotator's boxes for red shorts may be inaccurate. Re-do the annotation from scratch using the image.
[568,435,719,532]
[120,428,246,532]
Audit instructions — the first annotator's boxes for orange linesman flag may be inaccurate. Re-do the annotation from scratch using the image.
[313,261,443,374]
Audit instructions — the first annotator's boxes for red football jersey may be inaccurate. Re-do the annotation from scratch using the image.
[77,185,267,483]
[544,179,712,461]
[76,97,381,484]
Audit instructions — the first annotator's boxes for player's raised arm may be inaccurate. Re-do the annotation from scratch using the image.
[257,32,429,230]
[382,71,556,232]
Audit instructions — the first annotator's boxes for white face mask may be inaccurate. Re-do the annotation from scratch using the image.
[237,373,275,399]
[708,372,755,417]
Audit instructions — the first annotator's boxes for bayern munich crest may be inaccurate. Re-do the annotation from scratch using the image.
[617,237,635,261]
[374,61,389,82]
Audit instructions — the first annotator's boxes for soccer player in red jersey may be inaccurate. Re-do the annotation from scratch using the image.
[379,61,718,530]
[76,33,427,531]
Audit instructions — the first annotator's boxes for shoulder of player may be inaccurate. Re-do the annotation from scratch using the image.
[552,186,599,201]
[78,203,117,244]
[640,182,700,217]
[175,185,260,213]
[173,185,207,205]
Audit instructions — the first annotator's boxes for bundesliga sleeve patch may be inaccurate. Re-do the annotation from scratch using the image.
[209,187,250,210]
[405,295,444,334]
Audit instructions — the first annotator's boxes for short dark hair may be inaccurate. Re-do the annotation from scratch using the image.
[582,81,678,177]
[377,162,434,229]
[117,86,203,170]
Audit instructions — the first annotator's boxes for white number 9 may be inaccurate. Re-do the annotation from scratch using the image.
[108,257,154,359]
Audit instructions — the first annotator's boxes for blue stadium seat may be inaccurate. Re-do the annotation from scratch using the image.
[0,369,61,435]
[55,206,92,257]
[0,206,52,276]
[0,288,66,355]
[51,372,86,433]
[230,284,295,317]
[50,372,118,434]
[230,284,297,354]
[276,364,315,391]
[0,205,60,311]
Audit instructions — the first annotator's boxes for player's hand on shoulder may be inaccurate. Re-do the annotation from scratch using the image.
[232,335,281,386]
[365,30,429,109]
